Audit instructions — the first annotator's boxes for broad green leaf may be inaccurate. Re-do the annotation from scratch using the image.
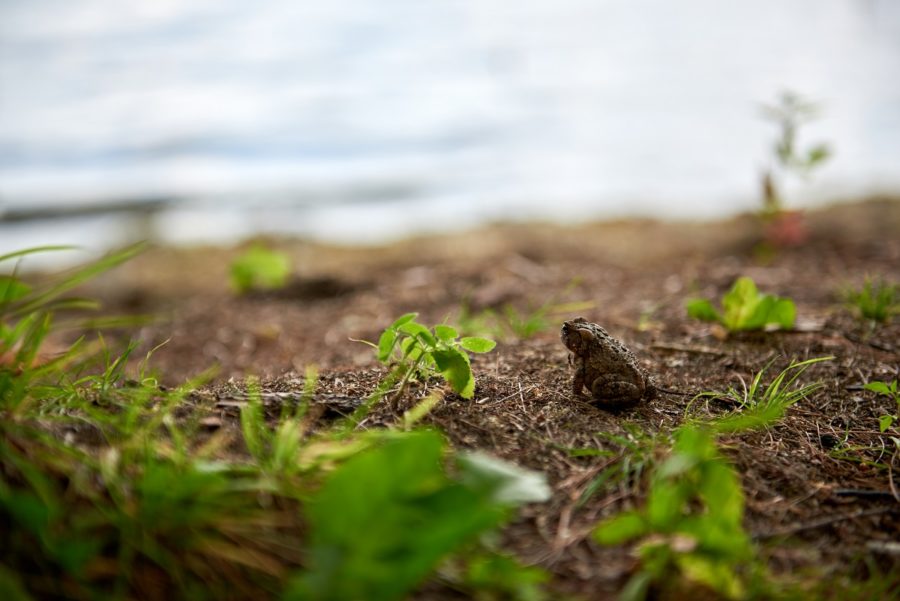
[290,431,510,601]
[459,336,497,353]
[594,511,646,545]
[434,324,458,342]
[879,415,895,433]
[457,451,551,505]
[432,347,474,398]
[673,426,717,460]
[698,461,743,525]
[377,329,397,362]
[742,295,776,330]
[655,453,697,480]
[398,322,436,347]
[765,298,796,329]
[390,312,418,329]
[646,480,690,530]
[865,381,893,396]
[685,299,720,323]
[722,277,762,330]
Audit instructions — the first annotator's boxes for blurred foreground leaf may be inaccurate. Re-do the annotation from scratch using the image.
[288,430,545,601]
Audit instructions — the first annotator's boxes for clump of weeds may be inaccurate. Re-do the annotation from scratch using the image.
[1,246,554,601]
[594,425,765,600]
[842,278,898,324]
[686,356,832,433]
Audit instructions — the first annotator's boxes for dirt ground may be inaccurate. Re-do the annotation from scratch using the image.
[89,198,899,598]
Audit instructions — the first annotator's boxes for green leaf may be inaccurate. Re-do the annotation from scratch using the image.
[229,245,290,293]
[722,277,762,330]
[457,451,551,505]
[646,480,690,530]
[742,295,777,330]
[289,431,511,601]
[766,298,796,329]
[685,299,721,323]
[879,415,895,433]
[398,322,437,347]
[865,381,893,396]
[390,312,418,329]
[12,243,146,317]
[432,347,474,398]
[0,245,78,264]
[698,461,744,525]
[0,276,31,303]
[376,329,397,363]
[704,277,796,331]
[399,336,429,366]
[434,324,458,342]
[459,336,497,353]
[677,554,745,600]
[594,511,646,545]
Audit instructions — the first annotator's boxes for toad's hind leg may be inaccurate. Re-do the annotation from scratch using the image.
[590,375,644,408]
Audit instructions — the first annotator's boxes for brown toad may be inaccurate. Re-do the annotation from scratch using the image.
[560,317,654,409]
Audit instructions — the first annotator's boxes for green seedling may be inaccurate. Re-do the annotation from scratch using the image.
[373,313,496,400]
[842,278,898,324]
[759,90,831,217]
[229,243,290,294]
[828,436,899,474]
[865,380,899,433]
[686,277,796,333]
[565,423,666,506]
[287,429,549,601]
[594,425,759,601]
[688,356,832,433]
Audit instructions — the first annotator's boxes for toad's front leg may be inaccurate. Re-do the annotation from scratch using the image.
[572,365,587,397]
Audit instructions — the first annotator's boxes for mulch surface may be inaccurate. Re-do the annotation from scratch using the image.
[90,198,900,598]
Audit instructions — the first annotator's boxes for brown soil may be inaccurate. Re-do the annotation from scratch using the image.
[90,198,900,598]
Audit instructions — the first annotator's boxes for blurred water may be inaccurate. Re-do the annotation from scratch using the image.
[1,0,899,254]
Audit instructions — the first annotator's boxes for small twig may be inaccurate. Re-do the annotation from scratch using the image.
[754,506,897,540]
[484,384,537,406]
[842,331,895,353]
[834,489,897,499]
